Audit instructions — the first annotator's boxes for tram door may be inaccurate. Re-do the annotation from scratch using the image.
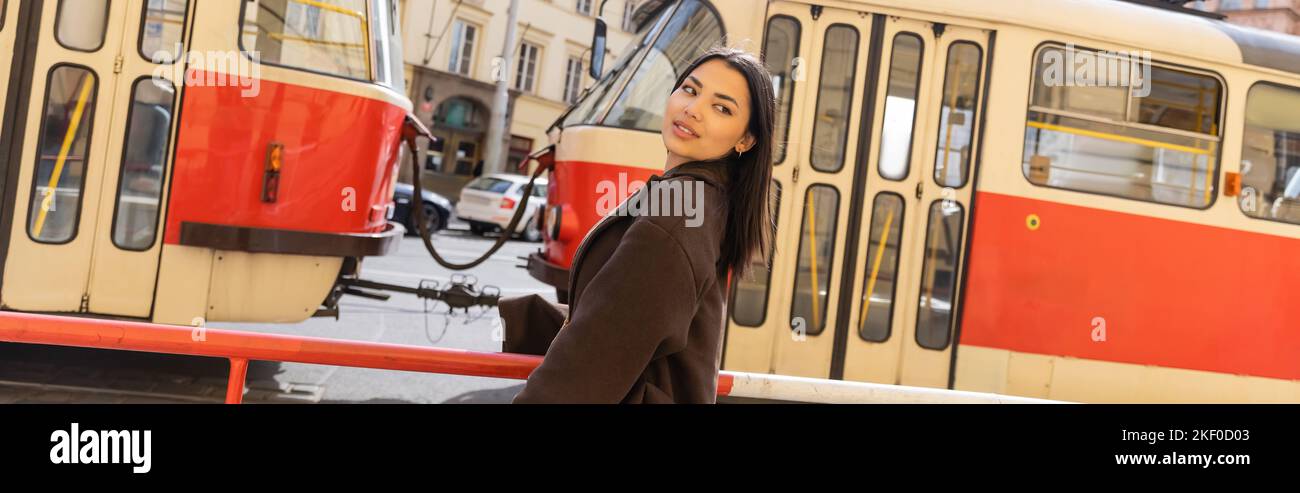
[723,5,988,388]
[836,18,988,388]
[0,0,188,318]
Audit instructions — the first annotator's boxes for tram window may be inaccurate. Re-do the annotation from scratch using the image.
[764,16,800,165]
[858,193,904,342]
[112,78,174,251]
[56,0,110,52]
[140,0,188,63]
[810,25,858,173]
[879,33,923,181]
[601,0,723,131]
[241,0,372,80]
[560,0,672,128]
[934,42,982,188]
[28,66,99,244]
[789,185,839,336]
[1023,44,1223,209]
[1239,83,1300,225]
[730,180,781,327]
[916,200,964,351]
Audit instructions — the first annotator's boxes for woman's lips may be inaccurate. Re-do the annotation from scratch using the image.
[672,121,699,139]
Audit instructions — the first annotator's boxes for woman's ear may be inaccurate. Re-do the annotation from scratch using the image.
[737,133,756,153]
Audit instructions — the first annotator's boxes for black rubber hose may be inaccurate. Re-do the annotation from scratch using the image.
[403,114,547,270]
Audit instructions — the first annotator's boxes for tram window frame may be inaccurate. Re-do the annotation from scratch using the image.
[763,15,801,166]
[879,32,925,181]
[788,184,840,337]
[1237,80,1300,227]
[110,76,176,252]
[237,0,377,84]
[729,180,782,328]
[809,23,859,174]
[599,0,724,132]
[138,0,189,64]
[1021,41,1226,210]
[858,192,905,343]
[915,199,965,351]
[27,64,100,245]
[933,41,983,189]
[55,0,111,53]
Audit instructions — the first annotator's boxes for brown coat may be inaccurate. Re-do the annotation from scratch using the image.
[499,159,732,403]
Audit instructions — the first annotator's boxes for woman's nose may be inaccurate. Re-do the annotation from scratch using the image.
[683,100,703,121]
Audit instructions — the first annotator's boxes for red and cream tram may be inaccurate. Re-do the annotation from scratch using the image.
[0,0,410,325]
[528,0,1300,402]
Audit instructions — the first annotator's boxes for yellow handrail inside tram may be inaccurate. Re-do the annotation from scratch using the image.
[33,75,94,238]
[1026,120,1213,156]
[268,33,365,49]
[805,191,822,331]
[922,209,942,314]
[858,208,894,334]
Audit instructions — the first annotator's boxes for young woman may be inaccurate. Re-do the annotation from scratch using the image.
[503,46,777,403]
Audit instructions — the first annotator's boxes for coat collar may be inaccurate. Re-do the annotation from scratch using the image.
[657,158,731,192]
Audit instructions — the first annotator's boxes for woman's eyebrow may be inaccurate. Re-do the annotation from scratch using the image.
[687,75,740,108]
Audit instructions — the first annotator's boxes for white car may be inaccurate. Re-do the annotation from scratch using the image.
[456,174,548,242]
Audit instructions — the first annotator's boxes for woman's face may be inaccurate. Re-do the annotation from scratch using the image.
[662,59,755,168]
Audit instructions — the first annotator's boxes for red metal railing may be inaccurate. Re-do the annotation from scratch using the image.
[0,311,1057,404]
[0,311,546,404]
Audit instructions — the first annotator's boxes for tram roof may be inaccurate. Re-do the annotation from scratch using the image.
[781,0,1300,77]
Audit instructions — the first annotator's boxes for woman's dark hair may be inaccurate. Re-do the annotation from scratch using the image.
[669,46,777,280]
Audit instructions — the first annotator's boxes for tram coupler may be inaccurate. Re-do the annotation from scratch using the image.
[337,275,501,311]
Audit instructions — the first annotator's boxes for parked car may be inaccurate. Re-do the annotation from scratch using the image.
[392,182,453,236]
[455,174,547,242]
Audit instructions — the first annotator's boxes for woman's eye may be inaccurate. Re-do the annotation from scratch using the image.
[684,86,696,95]
[716,105,731,115]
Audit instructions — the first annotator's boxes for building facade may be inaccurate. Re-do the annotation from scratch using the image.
[1195,0,1300,34]
[397,0,639,200]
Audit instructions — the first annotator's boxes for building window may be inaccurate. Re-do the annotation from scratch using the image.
[507,136,534,172]
[449,19,477,76]
[1023,43,1223,209]
[564,56,585,103]
[515,42,540,93]
[426,136,445,172]
[577,0,593,16]
[623,1,638,31]
[434,97,485,131]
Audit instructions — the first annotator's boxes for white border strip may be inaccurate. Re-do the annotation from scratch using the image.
[724,372,1068,404]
